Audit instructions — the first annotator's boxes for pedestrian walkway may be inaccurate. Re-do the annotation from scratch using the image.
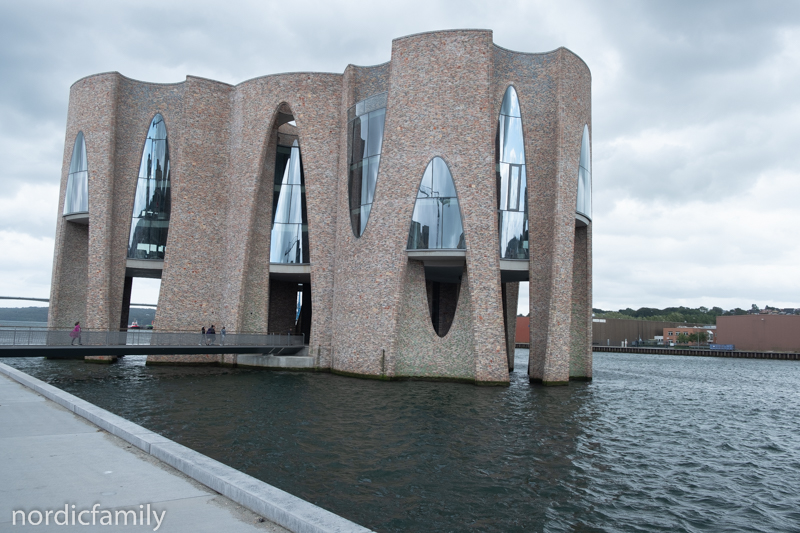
[0,364,370,532]
[0,372,288,532]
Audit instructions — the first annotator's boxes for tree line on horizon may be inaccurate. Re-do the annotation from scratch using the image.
[590,304,799,325]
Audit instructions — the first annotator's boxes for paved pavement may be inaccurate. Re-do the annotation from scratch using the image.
[0,372,288,532]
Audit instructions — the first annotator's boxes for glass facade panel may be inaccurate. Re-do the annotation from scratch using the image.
[577,124,592,219]
[362,155,379,206]
[500,86,521,117]
[499,211,528,259]
[496,86,529,259]
[418,163,433,197]
[499,116,525,165]
[432,156,457,198]
[407,157,465,250]
[270,140,309,263]
[366,108,385,158]
[352,116,366,162]
[348,99,387,237]
[128,115,171,260]
[64,131,89,215]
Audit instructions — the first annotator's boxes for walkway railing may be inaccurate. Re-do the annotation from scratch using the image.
[0,327,304,348]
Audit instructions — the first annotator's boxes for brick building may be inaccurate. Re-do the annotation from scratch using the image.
[49,30,592,385]
[716,315,800,352]
[662,326,716,346]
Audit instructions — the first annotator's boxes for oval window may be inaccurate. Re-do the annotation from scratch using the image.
[576,124,592,220]
[407,157,465,250]
[496,86,529,259]
[270,139,309,263]
[348,93,387,237]
[64,131,88,215]
[128,114,171,260]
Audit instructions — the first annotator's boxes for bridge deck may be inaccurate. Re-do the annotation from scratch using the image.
[0,344,306,357]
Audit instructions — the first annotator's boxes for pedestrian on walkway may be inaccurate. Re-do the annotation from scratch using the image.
[70,321,82,345]
[221,326,226,346]
[200,326,206,346]
[207,325,216,346]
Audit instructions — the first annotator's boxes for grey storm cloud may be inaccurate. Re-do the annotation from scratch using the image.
[0,0,798,309]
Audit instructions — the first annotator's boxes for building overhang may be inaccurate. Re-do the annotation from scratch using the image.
[64,212,89,225]
[575,213,591,227]
[269,263,311,283]
[499,259,529,282]
[406,249,465,284]
[126,259,163,279]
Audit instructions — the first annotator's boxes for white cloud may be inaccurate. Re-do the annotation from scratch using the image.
[594,169,800,310]
[1,0,799,314]
[0,183,59,238]
[0,231,54,304]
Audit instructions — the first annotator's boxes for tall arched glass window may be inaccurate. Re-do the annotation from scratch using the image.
[348,93,387,237]
[577,124,592,220]
[270,139,309,263]
[496,86,529,259]
[128,114,171,260]
[407,157,465,250]
[63,131,88,215]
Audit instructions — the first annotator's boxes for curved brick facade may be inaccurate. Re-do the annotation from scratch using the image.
[49,29,592,385]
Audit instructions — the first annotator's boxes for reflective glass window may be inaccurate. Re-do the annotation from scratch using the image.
[348,100,386,237]
[496,86,529,259]
[64,131,89,215]
[128,115,171,260]
[407,158,465,250]
[576,124,592,220]
[270,140,309,263]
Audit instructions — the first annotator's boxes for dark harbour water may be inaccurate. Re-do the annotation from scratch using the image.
[3,351,800,532]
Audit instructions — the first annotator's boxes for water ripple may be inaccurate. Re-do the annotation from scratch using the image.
[4,351,800,532]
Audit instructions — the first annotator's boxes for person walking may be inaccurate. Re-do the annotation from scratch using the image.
[200,326,206,346]
[206,325,216,346]
[69,321,82,345]
[221,326,226,346]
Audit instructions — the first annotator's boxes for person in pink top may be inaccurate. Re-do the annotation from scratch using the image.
[69,321,82,345]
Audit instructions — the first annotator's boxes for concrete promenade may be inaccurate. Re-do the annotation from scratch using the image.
[0,363,371,533]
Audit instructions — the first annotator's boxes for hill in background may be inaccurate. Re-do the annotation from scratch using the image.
[0,307,156,326]
[591,305,799,325]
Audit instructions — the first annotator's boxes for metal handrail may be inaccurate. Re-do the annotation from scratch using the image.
[0,327,305,348]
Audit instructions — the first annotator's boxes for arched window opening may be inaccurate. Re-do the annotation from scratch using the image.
[64,131,89,216]
[270,139,309,264]
[407,157,464,338]
[577,124,592,220]
[496,86,529,259]
[407,157,465,250]
[348,92,387,237]
[128,114,171,260]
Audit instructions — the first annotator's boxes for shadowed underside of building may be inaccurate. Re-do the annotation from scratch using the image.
[49,29,593,385]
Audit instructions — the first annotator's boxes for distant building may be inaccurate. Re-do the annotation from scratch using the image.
[662,326,715,346]
[590,318,707,347]
[716,315,800,352]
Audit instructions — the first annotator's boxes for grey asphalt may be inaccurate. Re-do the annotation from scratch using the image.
[0,372,288,532]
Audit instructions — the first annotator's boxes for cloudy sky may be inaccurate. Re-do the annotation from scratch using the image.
[0,0,798,312]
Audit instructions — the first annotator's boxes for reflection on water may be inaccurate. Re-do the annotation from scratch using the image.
[4,351,800,532]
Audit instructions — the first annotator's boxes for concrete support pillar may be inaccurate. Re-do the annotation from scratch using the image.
[119,276,133,331]
[502,282,519,372]
[527,49,590,386]
[569,224,592,379]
